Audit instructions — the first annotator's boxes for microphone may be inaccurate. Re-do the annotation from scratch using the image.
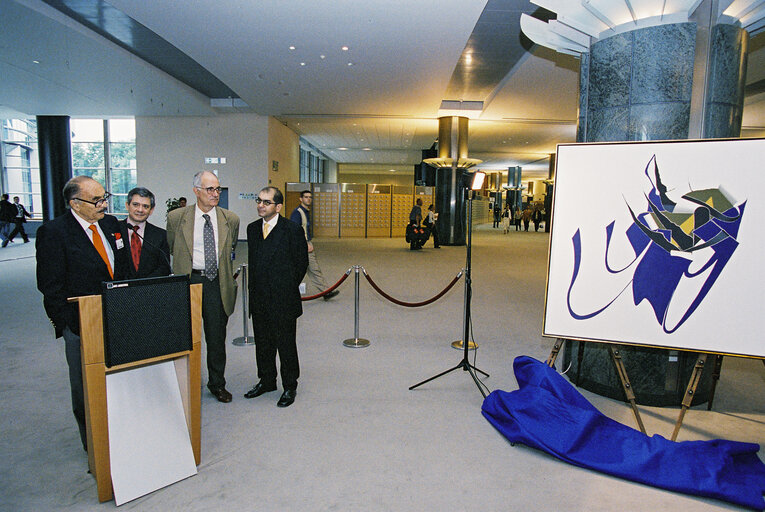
[127,224,173,272]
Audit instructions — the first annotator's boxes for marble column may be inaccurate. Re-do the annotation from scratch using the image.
[566,21,748,406]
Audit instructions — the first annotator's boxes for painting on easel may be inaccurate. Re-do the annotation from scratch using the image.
[543,138,765,359]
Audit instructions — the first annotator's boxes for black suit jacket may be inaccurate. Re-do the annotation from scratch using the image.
[13,203,31,222]
[36,211,130,337]
[0,200,15,222]
[247,215,308,321]
[118,219,171,279]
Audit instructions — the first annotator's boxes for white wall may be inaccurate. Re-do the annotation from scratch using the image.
[135,113,273,231]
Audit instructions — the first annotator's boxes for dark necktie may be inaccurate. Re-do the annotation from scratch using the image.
[128,224,141,272]
[202,214,218,281]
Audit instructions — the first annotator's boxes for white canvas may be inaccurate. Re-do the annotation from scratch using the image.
[544,138,765,358]
[106,360,197,505]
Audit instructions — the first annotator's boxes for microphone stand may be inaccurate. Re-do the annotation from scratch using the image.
[409,189,489,398]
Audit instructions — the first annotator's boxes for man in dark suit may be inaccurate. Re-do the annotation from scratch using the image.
[166,171,240,403]
[2,195,32,246]
[36,176,130,450]
[118,187,171,279]
[0,193,14,243]
[244,186,308,408]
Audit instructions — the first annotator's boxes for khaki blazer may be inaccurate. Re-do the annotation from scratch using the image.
[166,204,240,316]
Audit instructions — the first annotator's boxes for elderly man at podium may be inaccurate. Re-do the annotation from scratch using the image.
[36,176,130,451]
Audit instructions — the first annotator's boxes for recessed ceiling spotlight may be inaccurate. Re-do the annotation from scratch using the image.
[320,55,326,59]
[300,62,306,66]
[341,46,349,51]
[289,45,296,50]
[362,148,371,151]
[347,62,354,66]
[338,147,348,150]
[32,60,40,64]
[389,169,396,172]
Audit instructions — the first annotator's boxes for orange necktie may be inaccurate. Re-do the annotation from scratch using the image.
[88,225,114,279]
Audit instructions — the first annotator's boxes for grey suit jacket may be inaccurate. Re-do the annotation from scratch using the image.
[166,204,240,316]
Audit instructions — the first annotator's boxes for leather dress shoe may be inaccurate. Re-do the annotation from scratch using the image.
[277,389,296,408]
[209,387,232,403]
[244,382,277,399]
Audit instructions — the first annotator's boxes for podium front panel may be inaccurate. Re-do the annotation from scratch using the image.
[101,275,192,367]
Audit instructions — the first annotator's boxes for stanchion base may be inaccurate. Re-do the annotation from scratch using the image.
[343,338,371,348]
[451,340,477,350]
[232,336,255,346]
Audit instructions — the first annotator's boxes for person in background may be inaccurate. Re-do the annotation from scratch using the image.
[522,205,532,232]
[3,196,32,246]
[426,204,440,248]
[166,171,240,404]
[514,206,522,231]
[0,194,14,244]
[502,205,511,234]
[289,190,338,300]
[408,198,423,250]
[533,207,543,232]
[178,197,187,208]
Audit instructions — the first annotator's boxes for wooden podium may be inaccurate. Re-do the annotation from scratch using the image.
[69,283,202,502]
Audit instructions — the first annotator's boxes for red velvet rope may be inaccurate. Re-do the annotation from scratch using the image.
[362,268,463,307]
[301,268,352,301]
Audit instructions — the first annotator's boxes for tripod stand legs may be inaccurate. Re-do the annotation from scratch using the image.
[409,358,489,398]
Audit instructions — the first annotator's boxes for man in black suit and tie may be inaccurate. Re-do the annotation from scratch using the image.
[118,187,171,279]
[244,187,308,407]
[2,195,32,246]
[36,176,130,450]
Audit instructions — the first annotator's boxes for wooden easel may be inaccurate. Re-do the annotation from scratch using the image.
[547,339,645,434]
[70,283,202,502]
[547,339,714,440]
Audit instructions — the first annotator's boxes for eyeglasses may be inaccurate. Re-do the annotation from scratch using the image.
[196,186,222,195]
[255,198,278,206]
[75,192,111,207]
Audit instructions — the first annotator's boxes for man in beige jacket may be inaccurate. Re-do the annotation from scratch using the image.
[167,171,240,403]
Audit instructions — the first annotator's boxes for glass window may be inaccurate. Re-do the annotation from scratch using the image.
[1,118,136,219]
[1,119,40,218]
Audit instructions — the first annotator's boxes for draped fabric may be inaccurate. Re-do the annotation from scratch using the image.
[481,356,765,510]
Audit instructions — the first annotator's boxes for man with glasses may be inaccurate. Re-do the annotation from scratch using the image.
[166,171,240,403]
[36,175,130,451]
[244,187,308,408]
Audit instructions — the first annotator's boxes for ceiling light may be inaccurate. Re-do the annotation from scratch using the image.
[320,55,326,59]
[341,46,349,51]
[347,62,354,66]
[300,62,306,66]
[289,46,296,50]
[362,148,371,151]
[338,147,348,150]
[389,169,396,172]
[32,60,40,64]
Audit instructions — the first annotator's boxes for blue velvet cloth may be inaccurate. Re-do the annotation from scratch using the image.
[482,356,765,510]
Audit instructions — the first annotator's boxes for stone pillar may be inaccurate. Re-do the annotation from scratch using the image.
[36,116,72,221]
[566,19,748,406]
[507,166,522,212]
